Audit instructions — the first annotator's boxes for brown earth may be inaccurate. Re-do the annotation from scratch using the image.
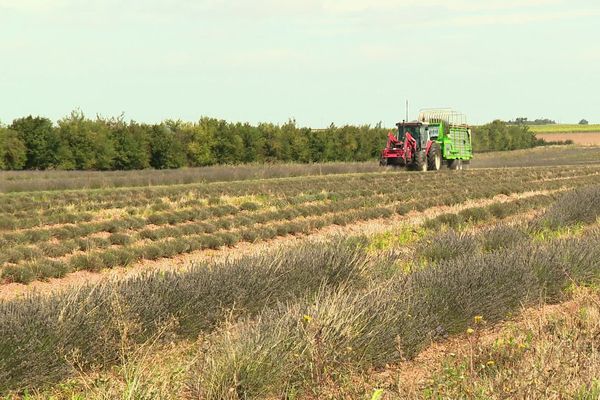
[537,132,600,145]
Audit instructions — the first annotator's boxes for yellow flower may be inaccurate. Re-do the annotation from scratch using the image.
[303,314,313,323]
[474,315,484,324]
[371,389,384,400]
[467,328,475,335]
[518,342,528,349]
[486,360,495,366]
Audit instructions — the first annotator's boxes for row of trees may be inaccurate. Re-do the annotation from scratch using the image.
[508,117,590,125]
[508,117,556,125]
[0,112,543,170]
[0,112,387,170]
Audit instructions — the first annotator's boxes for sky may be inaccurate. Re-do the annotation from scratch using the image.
[1,0,599,127]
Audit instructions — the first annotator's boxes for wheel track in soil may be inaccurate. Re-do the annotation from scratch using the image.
[0,188,564,301]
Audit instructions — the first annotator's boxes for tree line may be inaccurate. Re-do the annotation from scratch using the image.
[0,111,387,170]
[472,120,538,152]
[0,112,540,170]
[507,117,556,125]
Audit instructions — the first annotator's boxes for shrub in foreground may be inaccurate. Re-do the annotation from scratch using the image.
[416,230,479,263]
[188,230,600,398]
[0,239,373,393]
[534,184,600,229]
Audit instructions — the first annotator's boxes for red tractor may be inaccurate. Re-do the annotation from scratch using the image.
[380,109,473,171]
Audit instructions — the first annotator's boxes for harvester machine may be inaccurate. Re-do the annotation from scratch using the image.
[380,108,473,171]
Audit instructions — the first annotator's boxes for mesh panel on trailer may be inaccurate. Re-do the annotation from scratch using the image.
[449,127,471,157]
[418,108,468,126]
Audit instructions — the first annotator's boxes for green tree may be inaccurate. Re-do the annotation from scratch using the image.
[337,126,360,160]
[473,120,535,152]
[258,122,282,161]
[212,120,243,164]
[149,124,186,169]
[107,118,151,170]
[356,124,385,161]
[0,128,27,170]
[237,122,265,163]
[282,120,310,163]
[9,116,57,169]
[274,121,292,161]
[307,128,326,162]
[182,118,218,166]
[56,111,115,170]
[321,123,339,161]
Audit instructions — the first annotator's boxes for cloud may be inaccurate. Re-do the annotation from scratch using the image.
[447,8,600,26]
[422,0,563,12]
[0,0,582,21]
[0,0,69,11]
[223,0,565,15]
[2,0,597,32]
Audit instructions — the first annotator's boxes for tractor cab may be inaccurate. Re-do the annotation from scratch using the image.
[396,121,431,151]
[396,122,420,140]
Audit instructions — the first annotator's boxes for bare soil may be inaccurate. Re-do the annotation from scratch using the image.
[536,132,600,145]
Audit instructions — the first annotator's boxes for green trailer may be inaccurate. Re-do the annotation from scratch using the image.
[381,108,473,171]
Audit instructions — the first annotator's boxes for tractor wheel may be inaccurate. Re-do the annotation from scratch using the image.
[448,159,463,170]
[427,143,442,171]
[413,150,428,172]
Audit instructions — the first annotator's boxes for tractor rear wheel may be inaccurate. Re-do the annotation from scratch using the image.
[427,143,442,171]
[414,150,427,172]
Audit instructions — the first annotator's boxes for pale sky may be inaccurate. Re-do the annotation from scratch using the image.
[1,0,598,127]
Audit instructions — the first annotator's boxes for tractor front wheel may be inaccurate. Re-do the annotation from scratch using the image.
[427,143,442,171]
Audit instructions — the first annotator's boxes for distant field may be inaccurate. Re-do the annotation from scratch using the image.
[472,145,600,168]
[528,124,600,133]
[536,132,600,146]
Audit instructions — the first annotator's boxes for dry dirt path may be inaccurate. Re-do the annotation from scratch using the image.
[0,189,561,301]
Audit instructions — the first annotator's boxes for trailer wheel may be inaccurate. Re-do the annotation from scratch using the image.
[427,143,442,171]
[414,150,427,172]
[448,159,463,170]
[379,158,388,166]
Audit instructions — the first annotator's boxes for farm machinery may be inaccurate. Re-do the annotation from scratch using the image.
[380,108,473,171]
